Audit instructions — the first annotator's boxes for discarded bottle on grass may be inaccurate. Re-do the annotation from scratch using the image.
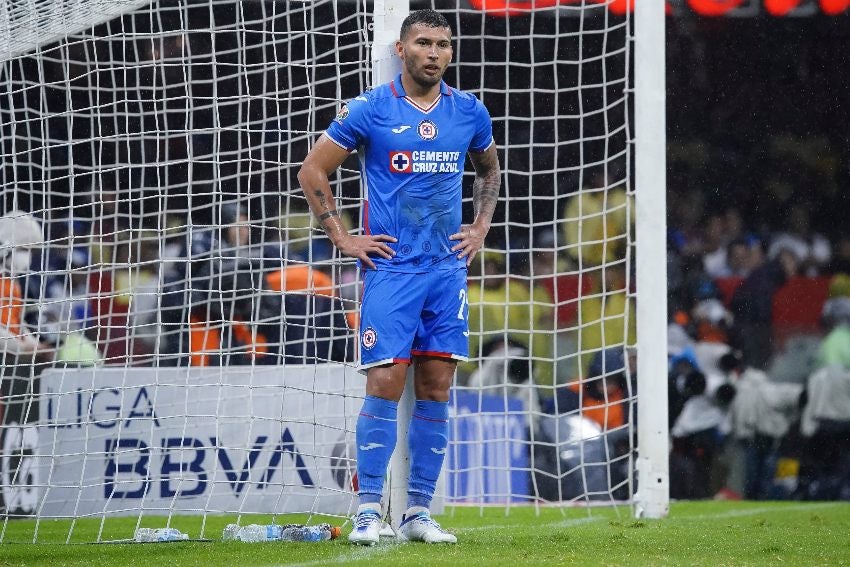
[222,523,340,542]
[133,527,189,542]
[280,524,341,542]
[222,524,284,542]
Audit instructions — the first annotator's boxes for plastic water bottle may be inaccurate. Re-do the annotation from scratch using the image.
[221,523,340,542]
[133,527,189,542]
[222,524,284,542]
[280,524,341,542]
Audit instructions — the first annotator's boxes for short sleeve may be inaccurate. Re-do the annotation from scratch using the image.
[469,97,494,153]
[324,95,371,151]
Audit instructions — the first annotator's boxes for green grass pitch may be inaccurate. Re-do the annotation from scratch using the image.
[2,501,849,566]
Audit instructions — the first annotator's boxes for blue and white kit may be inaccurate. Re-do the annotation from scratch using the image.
[325,74,494,368]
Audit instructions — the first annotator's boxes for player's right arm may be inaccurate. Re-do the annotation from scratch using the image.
[297,134,397,270]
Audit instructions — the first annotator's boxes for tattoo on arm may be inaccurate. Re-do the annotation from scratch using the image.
[471,147,501,222]
[319,210,340,221]
[313,190,330,212]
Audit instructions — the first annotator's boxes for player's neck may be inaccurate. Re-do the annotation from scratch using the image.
[400,74,441,108]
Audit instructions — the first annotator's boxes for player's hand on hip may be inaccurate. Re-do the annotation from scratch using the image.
[335,233,397,270]
[450,223,486,266]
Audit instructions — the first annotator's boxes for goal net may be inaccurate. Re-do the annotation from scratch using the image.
[0,0,665,542]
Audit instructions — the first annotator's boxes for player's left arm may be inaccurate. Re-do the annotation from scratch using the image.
[450,143,501,266]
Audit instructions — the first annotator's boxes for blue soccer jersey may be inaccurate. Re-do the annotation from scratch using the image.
[324,74,494,273]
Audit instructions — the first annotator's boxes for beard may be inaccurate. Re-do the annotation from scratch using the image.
[404,56,443,88]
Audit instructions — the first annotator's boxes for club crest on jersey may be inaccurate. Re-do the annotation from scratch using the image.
[417,120,438,141]
[362,327,378,350]
[334,104,349,123]
[389,151,413,173]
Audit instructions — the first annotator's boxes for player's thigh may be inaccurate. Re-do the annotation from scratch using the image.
[412,268,469,358]
[359,270,427,365]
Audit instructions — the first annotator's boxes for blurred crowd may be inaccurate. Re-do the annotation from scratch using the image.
[0,202,356,372]
[4,157,850,502]
[664,187,850,501]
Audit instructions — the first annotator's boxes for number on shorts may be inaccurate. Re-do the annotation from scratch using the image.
[457,288,468,320]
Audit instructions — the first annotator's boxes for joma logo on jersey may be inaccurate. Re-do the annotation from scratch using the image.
[389,150,461,174]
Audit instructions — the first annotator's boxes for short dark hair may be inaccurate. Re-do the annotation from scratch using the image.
[399,9,451,40]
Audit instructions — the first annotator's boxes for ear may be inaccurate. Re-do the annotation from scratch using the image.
[394,39,403,59]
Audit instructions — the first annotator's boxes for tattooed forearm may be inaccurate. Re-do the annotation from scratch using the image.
[307,187,345,242]
[470,145,501,226]
[473,177,500,219]
[314,190,330,212]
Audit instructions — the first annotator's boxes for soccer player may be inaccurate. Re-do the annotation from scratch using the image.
[297,9,500,545]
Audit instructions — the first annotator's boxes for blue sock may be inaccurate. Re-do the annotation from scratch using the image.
[355,395,398,506]
[407,399,449,509]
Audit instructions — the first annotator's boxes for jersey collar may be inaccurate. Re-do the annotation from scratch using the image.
[390,74,452,98]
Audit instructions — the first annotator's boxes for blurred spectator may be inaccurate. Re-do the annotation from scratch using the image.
[797,362,850,499]
[219,202,262,260]
[0,210,54,366]
[701,214,729,279]
[827,235,850,276]
[725,236,762,279]
[767,204,831,277]
[670,370,735,499]
[187,258,352,366]
[667,188,706,260]
[274,204,337,263]
[535,348,632,501]
[561,172,633,268]
[463,251,552,384]
[183,203,354,366]
[90,230,161,364]
[723,351,802,500]
[668,348,702,428]
[35,305,102,367]
[729,244,800,369]
[692,297,732,343]
[44,243,94,333]
[577,263,635,375]
[528,228,587,385]
[35,235,102,366]
[815,297,850,370]
[467,338,537,411]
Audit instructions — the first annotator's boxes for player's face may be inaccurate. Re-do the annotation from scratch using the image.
[397,24,453,89]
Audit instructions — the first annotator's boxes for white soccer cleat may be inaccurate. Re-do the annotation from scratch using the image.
[398,512,457,544]
[348,510,382,545]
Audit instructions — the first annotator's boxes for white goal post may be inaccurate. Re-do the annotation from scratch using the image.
[0,0,667,542]
[634,0,670,520]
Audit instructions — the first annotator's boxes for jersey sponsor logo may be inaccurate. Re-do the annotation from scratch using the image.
[389,150,461,174]
[334,104,349,123]
[417,120,438,141]
[359,442,385,451]
[389,151,413,173]
[431,447,447,455]
[362,326,378,350]
[392,125,411,134]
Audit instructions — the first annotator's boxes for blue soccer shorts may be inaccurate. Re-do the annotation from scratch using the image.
[359,267,469,371]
